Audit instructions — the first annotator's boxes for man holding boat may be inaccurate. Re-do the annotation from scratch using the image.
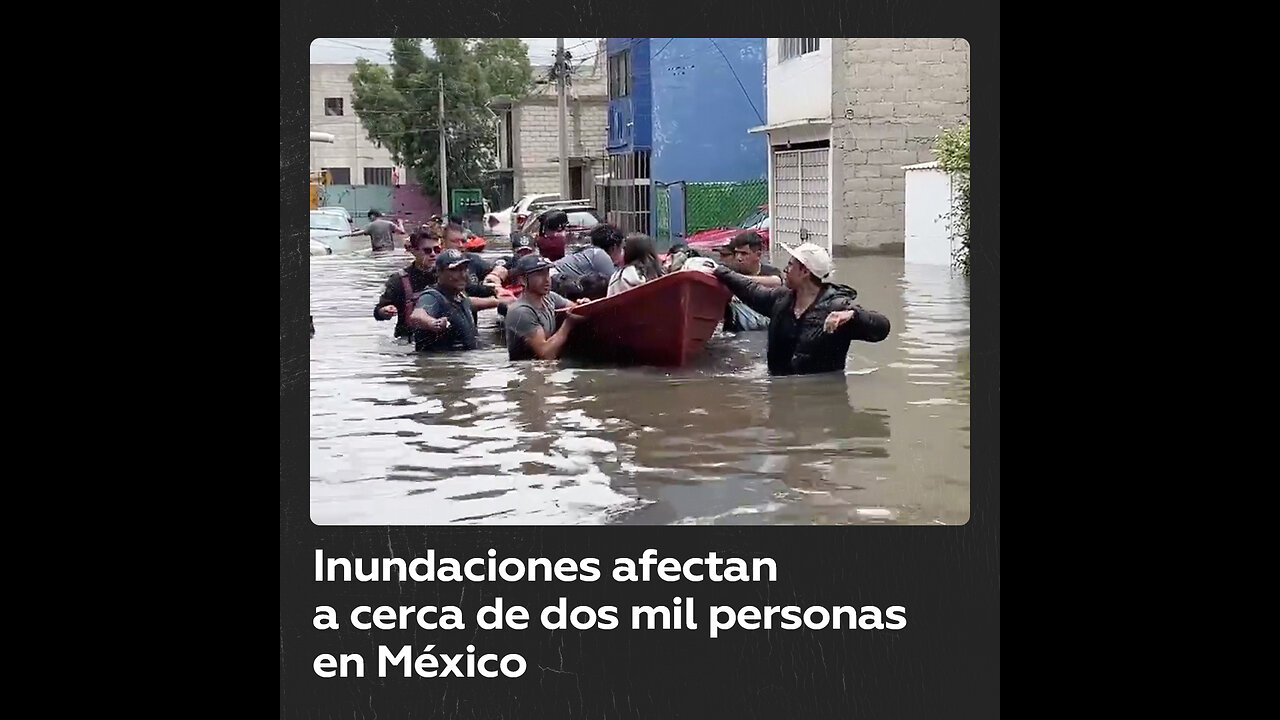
[712,242,891,376]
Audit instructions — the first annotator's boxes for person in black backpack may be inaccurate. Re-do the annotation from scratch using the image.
[376,231,508,340]
[407,249,488,353]
[374,231,442,340]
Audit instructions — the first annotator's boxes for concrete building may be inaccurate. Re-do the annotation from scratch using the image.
[488,41,609,209]
[603,38,767,238]
[308,64,406,186]
[750,38,970,257]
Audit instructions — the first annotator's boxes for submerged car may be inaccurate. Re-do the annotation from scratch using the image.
[309,211,355,253]
[685,205,771,252]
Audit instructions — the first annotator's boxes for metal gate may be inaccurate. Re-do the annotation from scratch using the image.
[653,181,687,250]
[770,147,830,266]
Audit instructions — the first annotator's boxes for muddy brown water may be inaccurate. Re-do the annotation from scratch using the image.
[309,249,970,525]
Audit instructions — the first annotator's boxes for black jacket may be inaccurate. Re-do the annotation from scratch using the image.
[714,266,891,376]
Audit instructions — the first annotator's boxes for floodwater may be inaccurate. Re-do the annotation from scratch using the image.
[309,248,970,525]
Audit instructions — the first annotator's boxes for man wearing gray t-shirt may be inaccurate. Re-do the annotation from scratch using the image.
[505,254,590,361]
[341,209,407,252]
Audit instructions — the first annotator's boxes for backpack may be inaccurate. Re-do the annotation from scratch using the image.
[398,269,425,315]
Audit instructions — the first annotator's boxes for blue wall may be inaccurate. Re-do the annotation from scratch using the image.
[649,38,767,184]
[606,38,651,152]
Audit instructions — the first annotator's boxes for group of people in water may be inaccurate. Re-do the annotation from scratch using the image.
[353,208,890,376]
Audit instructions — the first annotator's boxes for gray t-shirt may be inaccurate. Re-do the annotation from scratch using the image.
[553,246,616,279]
[505,291,571,361]
[365,219,399,251]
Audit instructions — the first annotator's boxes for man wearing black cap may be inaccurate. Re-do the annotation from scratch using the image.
[504,253,587,361]
[406,249,484,352]
[495,236,538,272]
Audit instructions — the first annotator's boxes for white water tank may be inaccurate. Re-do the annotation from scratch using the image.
[903,161,956,266]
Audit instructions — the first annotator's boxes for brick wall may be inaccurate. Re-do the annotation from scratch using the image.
[831,38,970,255]
[514,85,609,198]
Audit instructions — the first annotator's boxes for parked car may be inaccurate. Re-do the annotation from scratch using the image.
[685,204,771,252]
[485,205,515,237]
[310,210,355,253]
[510,193,563,231]
[310,238,333,255]
[316,205,353,226]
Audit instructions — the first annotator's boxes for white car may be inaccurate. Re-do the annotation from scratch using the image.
[510,193,562,232]
[310,211,355,254]
[316,205,352,225]
[310,238,333,255]
[485,205,515,237]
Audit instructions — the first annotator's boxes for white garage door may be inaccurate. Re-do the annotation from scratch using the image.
[770,146,830,266]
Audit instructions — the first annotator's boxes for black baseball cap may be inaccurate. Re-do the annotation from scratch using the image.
[510,253,555,279]
[434,248,470,272]
[513,237,535,254]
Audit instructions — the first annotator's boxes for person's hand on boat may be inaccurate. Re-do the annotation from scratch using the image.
[824,310,855,333]
[380,304,398,316]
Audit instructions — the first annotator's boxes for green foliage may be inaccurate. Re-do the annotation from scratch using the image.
[933,123,970,276]
[349,38,534,197]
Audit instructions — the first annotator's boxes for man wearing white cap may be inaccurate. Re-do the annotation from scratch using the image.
[711,242,890,376]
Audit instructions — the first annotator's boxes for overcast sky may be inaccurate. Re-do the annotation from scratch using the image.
[310,38,600,66]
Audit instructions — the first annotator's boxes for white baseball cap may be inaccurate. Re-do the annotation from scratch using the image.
[782,242,834,280]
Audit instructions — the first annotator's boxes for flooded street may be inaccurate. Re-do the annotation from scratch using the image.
[309,249,970,525]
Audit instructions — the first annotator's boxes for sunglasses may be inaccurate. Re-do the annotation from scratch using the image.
[414,245,442,254]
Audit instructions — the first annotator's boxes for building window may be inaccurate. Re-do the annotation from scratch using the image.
[323,167,351,185]
[778,38,820,62]
[364,167,394,186]
[324,97,344,116]
[608,50,630,99]
[496,109,514,169]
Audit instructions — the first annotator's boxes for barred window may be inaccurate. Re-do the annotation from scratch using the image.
[778,38,820,62]
[363,167,393,186]
[608,50,631,99]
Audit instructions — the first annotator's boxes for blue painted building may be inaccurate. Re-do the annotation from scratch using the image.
[603,38,767,240]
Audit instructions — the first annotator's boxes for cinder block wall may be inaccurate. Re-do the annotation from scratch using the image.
[831,38,970,255]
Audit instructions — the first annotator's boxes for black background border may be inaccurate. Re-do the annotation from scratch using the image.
[282,7,1000,719]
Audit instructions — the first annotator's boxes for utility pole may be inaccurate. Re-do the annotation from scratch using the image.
[556,38,570,199]
[438,74,448,218]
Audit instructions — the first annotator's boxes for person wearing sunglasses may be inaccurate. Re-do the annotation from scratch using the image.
[374,231,446,340]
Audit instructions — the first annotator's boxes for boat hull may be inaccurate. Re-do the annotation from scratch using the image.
[556,270,730,367]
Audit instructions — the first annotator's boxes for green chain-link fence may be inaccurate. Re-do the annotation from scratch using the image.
[684,179,768,235]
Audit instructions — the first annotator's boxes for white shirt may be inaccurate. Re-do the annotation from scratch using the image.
[607,265,646,296]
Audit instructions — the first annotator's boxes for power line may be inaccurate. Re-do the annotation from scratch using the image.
[707,38,764,125]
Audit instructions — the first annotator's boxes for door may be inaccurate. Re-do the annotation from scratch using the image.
[770,145,830,266]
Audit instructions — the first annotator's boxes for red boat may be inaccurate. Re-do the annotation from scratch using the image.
[554,270,731,367]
